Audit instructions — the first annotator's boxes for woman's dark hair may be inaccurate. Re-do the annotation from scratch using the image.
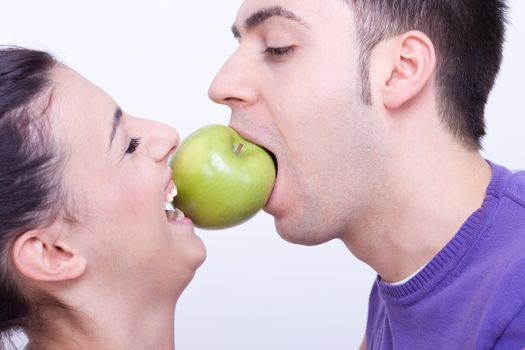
[348,0,508,150]
[0,47,64,348]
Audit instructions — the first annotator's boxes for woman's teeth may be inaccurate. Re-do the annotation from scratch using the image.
[165,202,176,211]
[166,185,178,203]
[164,186,185,222]
[166,208,186,222]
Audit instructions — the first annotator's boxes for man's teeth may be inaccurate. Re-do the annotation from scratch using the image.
[166,185,178,203]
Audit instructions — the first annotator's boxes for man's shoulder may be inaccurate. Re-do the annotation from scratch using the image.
[484,165,525,242]
[501,167,525,206]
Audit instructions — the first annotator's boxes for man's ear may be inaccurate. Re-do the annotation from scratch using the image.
[12,228,87,282]
[380,31,436,110]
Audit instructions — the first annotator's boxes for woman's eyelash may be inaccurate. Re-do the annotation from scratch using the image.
[264,46,295,58]
[126,137,141,154]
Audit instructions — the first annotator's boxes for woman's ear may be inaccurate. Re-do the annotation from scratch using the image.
[380,30,436,110]
[12,228,86,282]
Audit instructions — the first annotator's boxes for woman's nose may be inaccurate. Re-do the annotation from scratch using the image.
[139,119,179,163]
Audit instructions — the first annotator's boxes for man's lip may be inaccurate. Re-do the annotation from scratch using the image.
[228,124,280,213]
[230,124,279,179]
[228,124,262,148]
[263,164,281,216]
[228,124,277,162]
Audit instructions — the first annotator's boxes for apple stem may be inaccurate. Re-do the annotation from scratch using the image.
[234,143,245,155]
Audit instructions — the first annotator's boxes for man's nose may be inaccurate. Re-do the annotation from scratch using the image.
[208,49,258,109]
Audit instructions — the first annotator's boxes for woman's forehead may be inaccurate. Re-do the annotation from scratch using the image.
[49,65,116,144]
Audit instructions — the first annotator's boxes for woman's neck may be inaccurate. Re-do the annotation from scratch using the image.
[26,301,178,350]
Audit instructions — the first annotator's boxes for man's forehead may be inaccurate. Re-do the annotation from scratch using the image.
[236,0,310,24]
[235,0,348,30]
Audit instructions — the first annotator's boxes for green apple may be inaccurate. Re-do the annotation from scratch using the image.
[169,124,276,229]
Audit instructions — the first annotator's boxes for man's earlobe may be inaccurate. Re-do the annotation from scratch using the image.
[12,229,87,282]
[382,31,436,110]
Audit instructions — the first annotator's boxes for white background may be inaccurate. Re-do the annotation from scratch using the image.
[1,1,523,349]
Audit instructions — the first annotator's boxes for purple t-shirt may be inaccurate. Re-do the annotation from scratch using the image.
[366,162,525,349]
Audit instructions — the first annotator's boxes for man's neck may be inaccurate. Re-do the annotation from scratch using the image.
[342,142,491,283]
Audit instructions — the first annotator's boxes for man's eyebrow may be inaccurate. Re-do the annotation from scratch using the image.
[231,6,310,39]
[109,106,122,149]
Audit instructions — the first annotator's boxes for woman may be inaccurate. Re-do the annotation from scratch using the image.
[0,47,206,349]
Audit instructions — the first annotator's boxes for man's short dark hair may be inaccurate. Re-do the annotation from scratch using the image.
[348,0,508,150]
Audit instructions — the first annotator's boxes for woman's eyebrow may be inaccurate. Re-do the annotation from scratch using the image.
[108,106,123,149]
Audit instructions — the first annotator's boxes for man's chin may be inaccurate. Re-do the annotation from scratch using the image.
[274,217,333,247]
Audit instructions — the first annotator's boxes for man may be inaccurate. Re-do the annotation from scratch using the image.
[208,0,525,349]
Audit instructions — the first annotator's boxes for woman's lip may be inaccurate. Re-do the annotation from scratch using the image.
[168,214,193,226]
[169,217,194,226]
[164,169,174,197]
[165,207,193,226]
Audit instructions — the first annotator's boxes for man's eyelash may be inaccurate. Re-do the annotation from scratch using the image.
[126,137,141,154]
[264,46,295,58]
